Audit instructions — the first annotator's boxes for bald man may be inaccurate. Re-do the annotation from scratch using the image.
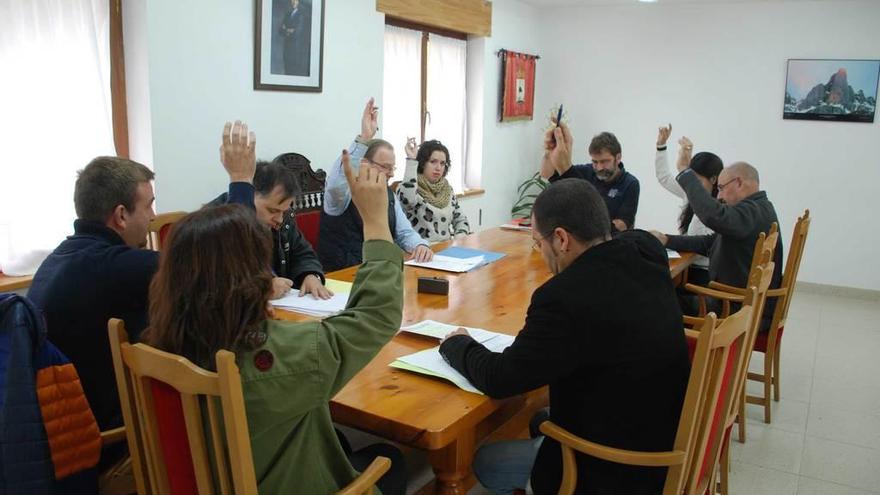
[652,160,783,329]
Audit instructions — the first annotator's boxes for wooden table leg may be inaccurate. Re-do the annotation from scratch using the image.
[426,429,476,495]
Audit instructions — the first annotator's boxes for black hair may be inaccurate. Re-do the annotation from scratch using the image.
[679,152,724,233]
[253,160,300,199]
[415,140,451,177]
[533,178,610,243]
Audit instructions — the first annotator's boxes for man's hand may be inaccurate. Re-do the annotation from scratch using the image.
[220,120,256,183]
[441,327,471,344]
[657,123,672,147]
[342,149,392,242]
[298,274,333,300]
[271,277,293,299]
[676,136,693,172]
[405,137,418,160]
[612,219,628,232]
[410,244,434,263]
[539,121,574,179]
[648,230,669,246]
[359,97,379,141]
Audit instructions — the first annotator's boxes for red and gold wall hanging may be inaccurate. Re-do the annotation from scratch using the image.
[499,49,539,122]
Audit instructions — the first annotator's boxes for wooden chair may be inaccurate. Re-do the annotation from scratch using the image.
[710,210,811,426]
[540,292,756,495]
[146,211,187,251]
[684,223,779,319]
[107,318,390,495]
[274,152,326,249]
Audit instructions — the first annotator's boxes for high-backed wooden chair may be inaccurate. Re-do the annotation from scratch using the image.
[274,152,326,250]
[710,210,811,425]
[540,292,756,495]
[147,211,187,251]
[108,319,390,495]
[683,223,779,319]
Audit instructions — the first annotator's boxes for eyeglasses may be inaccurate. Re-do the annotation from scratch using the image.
[717,177,741,192]
[366,159,395,172]
[532,231,553,251]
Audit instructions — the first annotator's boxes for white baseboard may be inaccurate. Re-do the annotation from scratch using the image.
[796,281,880,302]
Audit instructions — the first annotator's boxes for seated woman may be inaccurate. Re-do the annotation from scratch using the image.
[144,156,407,494]
[655,124,723,286]
[397,138,471,242]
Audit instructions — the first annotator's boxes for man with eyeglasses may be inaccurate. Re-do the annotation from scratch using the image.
[540,130,640,232]
[319,98,433,271]
[651,160,783,327]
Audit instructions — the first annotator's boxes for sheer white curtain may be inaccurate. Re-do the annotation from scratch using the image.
[0,0,115,275]
[425,34,468,192]
[381,25,421,183]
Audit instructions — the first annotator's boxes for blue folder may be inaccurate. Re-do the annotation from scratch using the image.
[436,246,506,267]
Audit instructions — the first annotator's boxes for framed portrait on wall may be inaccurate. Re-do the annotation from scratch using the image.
[254,0,325,92]
[499,50,538,122]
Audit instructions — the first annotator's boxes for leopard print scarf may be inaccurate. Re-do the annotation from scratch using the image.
[417,174,453,209]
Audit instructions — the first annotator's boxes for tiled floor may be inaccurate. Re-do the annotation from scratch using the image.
[394,289,880,494]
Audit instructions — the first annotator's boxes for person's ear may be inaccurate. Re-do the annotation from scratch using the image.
[615,153,622,164]
[555,227,569,253]
[108,204,127,231]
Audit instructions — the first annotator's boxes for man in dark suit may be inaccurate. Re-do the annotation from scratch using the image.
[439,123,690,494]
[279,0,311,76]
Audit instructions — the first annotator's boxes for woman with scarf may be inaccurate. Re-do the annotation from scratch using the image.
[397,138,471,242]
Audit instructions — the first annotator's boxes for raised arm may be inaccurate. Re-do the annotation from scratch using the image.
[396,137,423,220]
[219,120,257,207]
[324,99,378,215]
[539,120,574,180]
[655,123,686,199]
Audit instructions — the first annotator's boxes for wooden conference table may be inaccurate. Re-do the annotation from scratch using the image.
[277,228,695,495]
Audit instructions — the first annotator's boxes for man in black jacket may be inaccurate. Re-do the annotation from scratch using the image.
[652,161,783,328]
[209,159,329,299]
[439,123,689,495]
[28,121,257,434]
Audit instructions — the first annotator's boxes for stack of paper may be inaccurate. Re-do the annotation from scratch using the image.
[391,320,516,394]
[666,249,682,259]
[404,255,485,273]
[270,279,352,317]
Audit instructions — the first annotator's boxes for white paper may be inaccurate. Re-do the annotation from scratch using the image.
[399,320,501,344]
[405,254,485,273]
[270,291,348,316]
[393,326,516,394]
[666,249,682,259]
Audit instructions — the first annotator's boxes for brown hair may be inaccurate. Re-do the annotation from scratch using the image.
[588,132,622,156]
[74,156,155,222]
[144,204,274,370]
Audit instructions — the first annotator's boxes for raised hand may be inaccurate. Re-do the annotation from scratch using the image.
[359,97,379,141]
[405,137,418,160]
[539,120,574,179]
[657,123,672,147]
[342,150,392,242]
[220,120,256,183]
[677,136,693,172]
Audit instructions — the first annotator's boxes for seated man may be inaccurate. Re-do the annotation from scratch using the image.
[27,121,256,432]
[319,98,433,271]
[540,129,639,231]
[440,123,689,494]
[652,160,783,328]
[210,156,329,300]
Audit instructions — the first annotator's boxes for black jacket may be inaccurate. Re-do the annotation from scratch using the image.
[27,221,158,430]
[550,163,640,229]
[665,169,783,324]
[440,231,690,494]
[208,192,324,285]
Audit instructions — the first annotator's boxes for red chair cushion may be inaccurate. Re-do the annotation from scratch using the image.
[295,210,321,250]
[150,379,198,495]
[697,339,739,487]
[157,223,174,249]
[754,325,784,352]
[686,334,697,363]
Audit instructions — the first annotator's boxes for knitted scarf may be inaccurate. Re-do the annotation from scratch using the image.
[417,175,453,209]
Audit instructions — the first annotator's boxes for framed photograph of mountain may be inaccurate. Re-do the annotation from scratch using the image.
[254,0,325,92]
[783,59,880,123]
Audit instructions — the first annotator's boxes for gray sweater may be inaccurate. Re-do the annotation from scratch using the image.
[665,169,783,324]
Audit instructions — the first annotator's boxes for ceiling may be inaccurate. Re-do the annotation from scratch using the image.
[521,0,807,6]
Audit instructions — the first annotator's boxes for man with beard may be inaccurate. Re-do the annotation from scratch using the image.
[540,130,640,232]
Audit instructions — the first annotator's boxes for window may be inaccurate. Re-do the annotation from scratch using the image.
[382,21,468,192]
[0,0,125,273]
